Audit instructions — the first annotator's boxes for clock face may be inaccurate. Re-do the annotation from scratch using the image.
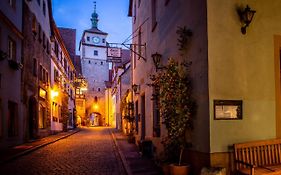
[92,36,100,44]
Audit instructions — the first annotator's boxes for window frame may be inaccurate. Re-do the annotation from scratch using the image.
[8,37,16,61]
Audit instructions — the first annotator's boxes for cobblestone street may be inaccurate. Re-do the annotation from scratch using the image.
[0,127,126,175]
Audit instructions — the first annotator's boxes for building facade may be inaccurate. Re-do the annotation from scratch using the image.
[50,24,76,132]
[0,0,24,148]
[79,5,109,126]
[129,0,281,174]
[22,0,54,140]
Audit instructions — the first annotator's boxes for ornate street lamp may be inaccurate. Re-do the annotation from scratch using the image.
[152,52,165,72]
[132,84,140,94]
[239,5,256,34]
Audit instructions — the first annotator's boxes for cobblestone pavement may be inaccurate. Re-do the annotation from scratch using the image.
[0,127,126,175]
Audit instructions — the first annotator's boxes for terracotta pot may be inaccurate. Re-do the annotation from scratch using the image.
[169,164,190,175]
[161,164,170,175]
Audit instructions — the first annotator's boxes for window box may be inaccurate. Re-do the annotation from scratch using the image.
[8,59,23,70]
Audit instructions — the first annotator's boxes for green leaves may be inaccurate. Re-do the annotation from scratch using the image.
[153,58,195,163]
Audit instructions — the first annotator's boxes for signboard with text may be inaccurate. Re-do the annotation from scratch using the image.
[107,47,122,58]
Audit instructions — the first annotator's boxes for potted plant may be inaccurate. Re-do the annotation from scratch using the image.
[153,58,195,175]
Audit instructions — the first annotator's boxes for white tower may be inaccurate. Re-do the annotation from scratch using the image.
[79,2,109,126]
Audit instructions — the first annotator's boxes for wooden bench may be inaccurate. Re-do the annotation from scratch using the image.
[234,139,281,175]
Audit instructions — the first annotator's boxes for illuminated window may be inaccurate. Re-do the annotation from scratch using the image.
[38,104,46,129]
[32,15,37,34]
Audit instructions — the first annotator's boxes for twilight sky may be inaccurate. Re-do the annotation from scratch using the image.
[52,0,132,54]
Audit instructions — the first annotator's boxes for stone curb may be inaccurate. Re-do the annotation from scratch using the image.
[0,129,81,165]
[110,130,132,175]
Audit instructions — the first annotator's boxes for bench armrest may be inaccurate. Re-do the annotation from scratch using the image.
[235,160,256,175]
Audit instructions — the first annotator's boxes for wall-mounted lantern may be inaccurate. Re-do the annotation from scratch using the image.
[238,5,256,34]
[152,52,165,72]
[132,84,140,94]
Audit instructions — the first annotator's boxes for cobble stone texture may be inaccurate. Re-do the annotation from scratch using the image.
[0,127,126,175]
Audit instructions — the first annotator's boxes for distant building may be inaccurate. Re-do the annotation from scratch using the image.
[0,0,23,148]
[111,49,131,129]
[79,3,109,126]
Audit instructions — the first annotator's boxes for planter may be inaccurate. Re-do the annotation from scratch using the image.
[161,164,170,175]
[169,164,190,175]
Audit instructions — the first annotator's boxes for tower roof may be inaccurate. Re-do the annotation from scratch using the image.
[91,1,99,29]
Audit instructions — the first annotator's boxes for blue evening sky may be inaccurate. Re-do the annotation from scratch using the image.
[52,0,132,54]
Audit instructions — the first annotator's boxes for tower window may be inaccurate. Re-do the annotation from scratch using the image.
[89,60,91,64]
[101,61,103,65]
[98,88,100,92]
[87,36,90,41]
[102,39,105,43]
[94,50,98,56]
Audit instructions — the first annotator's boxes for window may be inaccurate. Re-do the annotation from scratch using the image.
[138,28,142,60]
[39,104,46,129]
[32,15,37,34]
[8,101,18,137]
[94,50,98,56]
[138,0,141,7]
[38,24,42,42]
[94,96,98,102]
[165,0,170,6]
[133,45,136,69]
[151,0,157,32]
[8,37,16,60]
[45,71,48,84]
[43,1,46,16]
[33,58,37,76]
[88,60,91,64]
[47,41,50,54]
[0,73,1,88]
[37,0,40,5]
[39,65,42,80]
[54,42,59,56]
[102,39,105,43]
[8,0,15,9]
[98,88,100,92]
[87,36,90,41]
[64,58,67,71]
[101,61,103,65]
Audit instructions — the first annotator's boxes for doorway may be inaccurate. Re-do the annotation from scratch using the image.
[28,97,37,139]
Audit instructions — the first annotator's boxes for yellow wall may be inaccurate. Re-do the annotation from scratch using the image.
[208,0,281,153]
